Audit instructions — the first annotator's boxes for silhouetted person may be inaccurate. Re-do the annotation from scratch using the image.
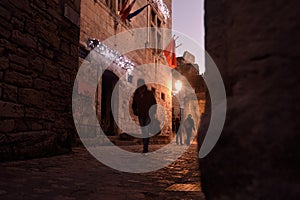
[184,114,195,145]
[175,118,183,145]
[132,79,157,154]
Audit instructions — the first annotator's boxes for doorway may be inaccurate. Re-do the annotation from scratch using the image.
[101,70,119,136]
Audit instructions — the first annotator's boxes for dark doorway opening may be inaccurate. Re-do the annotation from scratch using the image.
[101,70,119,136]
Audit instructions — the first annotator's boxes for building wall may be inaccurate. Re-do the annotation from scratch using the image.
[78,0,173,138]
[200,0,300,199]
[172,57,206,136]
[0,0,81,161]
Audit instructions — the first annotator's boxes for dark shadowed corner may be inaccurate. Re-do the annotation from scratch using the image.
[198,0,300,199]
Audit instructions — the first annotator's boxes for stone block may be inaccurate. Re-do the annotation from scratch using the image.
[38,27,60,49]
[8,0,30,11]
[0,47,4,57]
[8,53,29,67]
[57,114,74,129]
[0,71,3,81]
[5,70,33,87]
[32,0,46,10]
[0,133,14,160]
[0,57,9,70]
[55,52,77,70]
[18,88,49,108]
[64,3,80,26]
[33,78,51,91]
[42,19,58,33]
[50,80,71,97]
[0,39,17,52]
[13,118,28,132]
[60,24,79,44]
[0,24,11,39]
[0,14,13,31]
[24,19,36,35]
[43,63,59,79]
[11,30,36,49]
[59,69,72,83]
[73,0,81,11]
[183,51,195,64]
[47,0,59,9]
[0,5,11,20]
[2,83,18,103]
[10,63,34,75]
[31,121,43,131]
[60,40,70,54]
[46,6,63,22]
[11,16,24,31]
[44,48,54,59]
[42,94,66,112]
[0,119,15,132]
[0,100,24,118]
[4,130,68,160]
[30,3,52,21]
[28,56,44,72]
[70,43,78,58]
[25,107,56,121]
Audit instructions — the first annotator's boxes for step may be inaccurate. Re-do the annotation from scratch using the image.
[114,140,137,146]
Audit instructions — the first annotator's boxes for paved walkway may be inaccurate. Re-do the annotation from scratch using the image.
[0,141,205,200]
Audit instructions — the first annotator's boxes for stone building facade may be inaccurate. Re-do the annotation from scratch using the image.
[76,0,174,142]
[172,52,206,136]
[0,0,81,161]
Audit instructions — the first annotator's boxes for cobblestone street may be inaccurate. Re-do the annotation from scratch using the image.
[0,141,205,200]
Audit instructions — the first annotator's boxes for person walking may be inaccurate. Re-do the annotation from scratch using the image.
[175,118,183,145]
[184,114,195,145]
[132,79,157,154]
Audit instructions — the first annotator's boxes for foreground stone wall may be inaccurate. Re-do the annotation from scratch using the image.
[200,0,300,199]
[0,0,80,161]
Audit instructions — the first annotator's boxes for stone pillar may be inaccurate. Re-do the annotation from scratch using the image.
[200,0,300,199]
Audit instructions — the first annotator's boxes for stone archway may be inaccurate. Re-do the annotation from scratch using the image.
[100,70,119,136]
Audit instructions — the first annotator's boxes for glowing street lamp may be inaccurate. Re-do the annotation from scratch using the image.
[175,80,182,92]
[172,80,182,96]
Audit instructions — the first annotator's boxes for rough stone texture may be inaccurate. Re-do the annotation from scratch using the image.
[200,0,300,199]
[0,0,80,161]
[0,143,205,200]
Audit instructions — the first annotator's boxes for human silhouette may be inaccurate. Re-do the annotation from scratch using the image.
[184,114,195,145]
[175,118,183,145]
[132,79,157,153]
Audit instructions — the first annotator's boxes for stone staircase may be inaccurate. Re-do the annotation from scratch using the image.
[75,124,171,147]
[108,133,170,146]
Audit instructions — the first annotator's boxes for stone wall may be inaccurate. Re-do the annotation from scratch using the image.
[0,0,80,161]
[200,0,300,199]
